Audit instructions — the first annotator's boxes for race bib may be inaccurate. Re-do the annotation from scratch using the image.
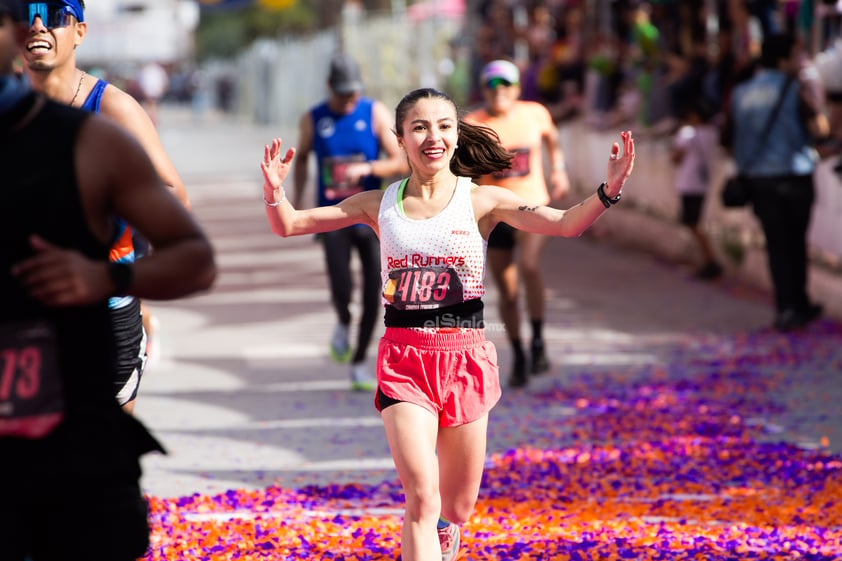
[0,320,64,439]
[384,267,464,311]
[322,154,367,201]
[492,147,531,179]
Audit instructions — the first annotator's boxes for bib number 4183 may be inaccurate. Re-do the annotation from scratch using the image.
[383,267,464,310]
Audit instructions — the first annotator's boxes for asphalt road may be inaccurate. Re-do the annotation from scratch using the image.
[135,106,842,500]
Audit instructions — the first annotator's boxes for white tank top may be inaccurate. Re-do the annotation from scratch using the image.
[378,176,487,309]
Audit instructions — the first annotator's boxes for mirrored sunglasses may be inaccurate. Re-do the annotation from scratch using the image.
[27,2,76,29]
[485,77,516,89]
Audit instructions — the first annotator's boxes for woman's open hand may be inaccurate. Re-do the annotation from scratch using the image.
[605,130,635,197]
[261,138,296,190]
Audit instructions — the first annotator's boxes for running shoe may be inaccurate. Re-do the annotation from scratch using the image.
[350,362,376,392]
[508,352,527,388]
[438,522,461,561]
[330,323,352,363]
[530,338,550,375]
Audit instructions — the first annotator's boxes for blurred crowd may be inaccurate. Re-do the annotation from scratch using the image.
[467,0,842,150]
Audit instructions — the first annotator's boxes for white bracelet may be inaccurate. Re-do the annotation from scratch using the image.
[264,188,286,207]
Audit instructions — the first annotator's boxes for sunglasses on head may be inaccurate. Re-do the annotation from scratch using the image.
[485,77,515,89]
[27,2,77,29]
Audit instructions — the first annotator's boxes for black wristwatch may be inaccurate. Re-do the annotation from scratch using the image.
[108,262,134,296]
[597,182,621,208]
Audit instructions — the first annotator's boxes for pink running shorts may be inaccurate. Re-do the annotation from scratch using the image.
[376,327,502,427]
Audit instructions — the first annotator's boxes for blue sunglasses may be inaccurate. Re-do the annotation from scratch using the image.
[27,2,78,29]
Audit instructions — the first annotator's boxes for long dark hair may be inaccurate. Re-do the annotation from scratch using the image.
[394,88,513,178]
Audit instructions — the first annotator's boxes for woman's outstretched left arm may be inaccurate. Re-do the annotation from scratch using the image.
[477,130,635,238]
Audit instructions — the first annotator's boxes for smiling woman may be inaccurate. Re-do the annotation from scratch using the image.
[260,86,635,561]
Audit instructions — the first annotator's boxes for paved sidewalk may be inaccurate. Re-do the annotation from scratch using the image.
[137,105,842,501]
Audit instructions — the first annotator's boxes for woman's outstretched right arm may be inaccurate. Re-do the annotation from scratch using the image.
[261,137,382,237]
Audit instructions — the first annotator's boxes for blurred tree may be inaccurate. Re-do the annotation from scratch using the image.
[258,0,296,8]
[196,0,400,60]
[196,0,317,60]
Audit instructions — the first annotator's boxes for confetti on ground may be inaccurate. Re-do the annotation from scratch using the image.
[144,321,842,560]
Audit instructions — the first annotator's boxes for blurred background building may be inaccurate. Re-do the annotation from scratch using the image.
[76,0,200,67]
[69,0,842,288]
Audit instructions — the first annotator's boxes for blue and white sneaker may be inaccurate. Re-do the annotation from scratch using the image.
[330,323,352,363]
[350,362,376,392]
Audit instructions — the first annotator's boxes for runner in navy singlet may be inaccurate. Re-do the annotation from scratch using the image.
[293,53,408,391]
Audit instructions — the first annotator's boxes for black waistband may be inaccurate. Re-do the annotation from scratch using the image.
[384,299,484,328]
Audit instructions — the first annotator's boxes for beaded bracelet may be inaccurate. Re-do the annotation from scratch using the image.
[264,189,286,207]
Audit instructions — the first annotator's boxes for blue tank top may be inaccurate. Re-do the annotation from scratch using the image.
[310,97,381,207]
[80,78,135,309]
[79,77,108,113]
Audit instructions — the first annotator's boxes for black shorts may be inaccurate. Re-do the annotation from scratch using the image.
[111,298,147,405]
[680,194,705,227]
[377,386,402,411]
[487,222,516,250]
[132,232,151,259]
[1,476,150,561]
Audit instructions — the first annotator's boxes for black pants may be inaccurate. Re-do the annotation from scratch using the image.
[321,226,381,364]
[2,475,150,561]
[749,174,815,315]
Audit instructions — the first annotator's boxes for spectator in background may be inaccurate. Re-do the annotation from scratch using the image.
[726,32,829,331]
[465,60,571,388]
[726,0,764,83]
[671,99,723,280]
[813,34,842,171]
[293,53,408,391]
[539,4,587,124]
[137,61,169,126]
[471,0,518,103]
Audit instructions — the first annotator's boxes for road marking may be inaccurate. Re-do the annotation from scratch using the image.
[181,505,404,522]
[240,416,383,429]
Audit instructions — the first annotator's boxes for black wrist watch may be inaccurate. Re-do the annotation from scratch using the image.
[597,182,621,208]
[108,262,134,296]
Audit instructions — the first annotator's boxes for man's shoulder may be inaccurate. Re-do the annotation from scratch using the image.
[464,107,489,123]
[309,99,331,114]
[97,83,147,124]
[517,100,552,120]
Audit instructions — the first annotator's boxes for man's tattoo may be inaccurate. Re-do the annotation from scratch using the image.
[518,204,540,212]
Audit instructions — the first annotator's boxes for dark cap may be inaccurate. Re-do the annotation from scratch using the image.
[0,0,21,21]
[328,54,363,95]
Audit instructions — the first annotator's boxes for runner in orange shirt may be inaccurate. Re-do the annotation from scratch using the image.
[465,59,571,388]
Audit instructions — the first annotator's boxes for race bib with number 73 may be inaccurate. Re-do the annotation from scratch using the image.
[0,320,64,439]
